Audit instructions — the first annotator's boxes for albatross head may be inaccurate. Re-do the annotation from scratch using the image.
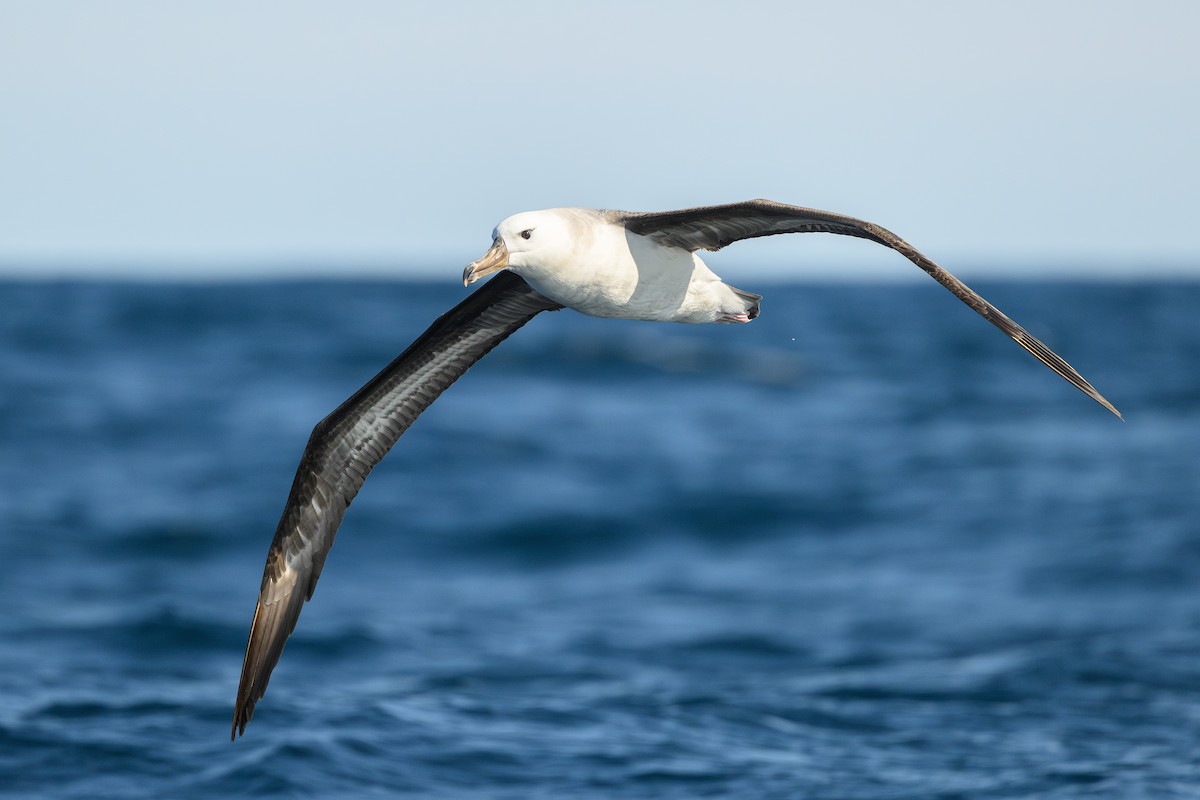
[463,209,590,286]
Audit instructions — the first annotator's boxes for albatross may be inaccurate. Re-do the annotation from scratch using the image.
[232,199,1120,738]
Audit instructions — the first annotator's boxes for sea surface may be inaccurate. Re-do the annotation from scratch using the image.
[1,277,1198,798]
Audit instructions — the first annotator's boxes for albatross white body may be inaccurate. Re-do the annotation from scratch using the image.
[232,198,1120,739]
[484,207,760,324]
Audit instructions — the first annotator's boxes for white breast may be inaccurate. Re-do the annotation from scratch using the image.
[519,223,733,323]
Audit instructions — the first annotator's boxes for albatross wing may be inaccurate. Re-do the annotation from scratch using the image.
[617,200,1120,418]
[232,272,561,738]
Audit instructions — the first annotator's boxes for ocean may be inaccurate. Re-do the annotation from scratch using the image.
[1,278,1197,798]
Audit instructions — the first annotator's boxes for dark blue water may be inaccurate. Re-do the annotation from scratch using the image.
[2,278,1198,798]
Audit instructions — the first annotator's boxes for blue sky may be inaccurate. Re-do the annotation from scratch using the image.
[1,1,1197,279]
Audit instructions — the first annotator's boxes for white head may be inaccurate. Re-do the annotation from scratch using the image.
[462,208,596,286]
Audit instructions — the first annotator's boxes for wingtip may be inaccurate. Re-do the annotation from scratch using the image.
[1080,386,1123,421]
[1087,387,1123,421]
[231,696,255,740]
[232,597,270,741]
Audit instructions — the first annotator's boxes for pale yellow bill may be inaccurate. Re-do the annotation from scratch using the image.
[463,238,509,286]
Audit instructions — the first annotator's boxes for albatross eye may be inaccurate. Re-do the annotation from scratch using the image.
[520,229,533,240]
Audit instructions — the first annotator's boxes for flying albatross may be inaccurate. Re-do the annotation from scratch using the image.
[232,199,1120,738]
